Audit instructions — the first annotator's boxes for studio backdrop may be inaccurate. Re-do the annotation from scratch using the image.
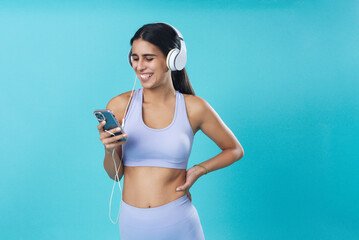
[1,1,358,239]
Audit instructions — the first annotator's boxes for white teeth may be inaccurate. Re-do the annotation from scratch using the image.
[140,74,153,79]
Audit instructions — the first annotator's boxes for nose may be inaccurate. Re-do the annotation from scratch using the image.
[136,58,146,71]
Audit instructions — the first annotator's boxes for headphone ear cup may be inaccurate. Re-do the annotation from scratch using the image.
[166,48,180,71]
[174,39,187,71]
[128,49,133,67]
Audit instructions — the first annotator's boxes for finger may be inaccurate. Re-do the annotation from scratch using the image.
[100,127,123,139]
[176,185,188,191]
[104,137,126,150]
[104,143,118,151]
[97,120,106,132]
[103,132,128,144]
[111,133,128,143]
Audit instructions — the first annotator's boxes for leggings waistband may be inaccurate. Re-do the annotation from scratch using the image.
[120,194,190,221]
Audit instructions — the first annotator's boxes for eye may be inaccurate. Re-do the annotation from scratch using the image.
[146,58,154,61]
[132,58,139,61]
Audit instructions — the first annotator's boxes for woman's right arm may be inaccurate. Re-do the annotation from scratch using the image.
[100,123,127,181]
[97,92,132,181]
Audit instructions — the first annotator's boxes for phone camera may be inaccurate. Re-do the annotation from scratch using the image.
[95,112,105,121]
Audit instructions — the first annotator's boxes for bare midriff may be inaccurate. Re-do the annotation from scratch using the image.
[122,166,187,208]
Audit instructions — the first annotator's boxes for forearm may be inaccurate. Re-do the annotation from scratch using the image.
[103,147,124,181]
[195,147,244,177]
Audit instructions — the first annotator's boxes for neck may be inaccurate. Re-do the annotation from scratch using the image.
[142,81,176,105]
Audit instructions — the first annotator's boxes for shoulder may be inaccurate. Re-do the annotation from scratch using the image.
[182,93,213,129]
[106,90,133,109]
[182,93,211,114]
[106,90,136,124]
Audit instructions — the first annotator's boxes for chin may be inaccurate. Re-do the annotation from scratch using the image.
[140,81,154,89]
[140,77,159,87]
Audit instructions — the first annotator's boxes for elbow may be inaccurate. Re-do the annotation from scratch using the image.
[239,149,244,160]
[234,145,244,161]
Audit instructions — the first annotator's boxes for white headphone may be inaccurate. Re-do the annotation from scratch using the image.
[128,22,187,71]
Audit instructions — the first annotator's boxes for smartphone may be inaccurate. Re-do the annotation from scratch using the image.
[93,109,127,142]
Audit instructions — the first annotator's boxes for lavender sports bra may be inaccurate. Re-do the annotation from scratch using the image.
[121,88,194,169]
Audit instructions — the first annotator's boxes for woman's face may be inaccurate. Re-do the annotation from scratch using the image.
[131,39,170,88]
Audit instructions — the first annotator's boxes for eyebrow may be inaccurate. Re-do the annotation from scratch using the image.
[131,54,157,57]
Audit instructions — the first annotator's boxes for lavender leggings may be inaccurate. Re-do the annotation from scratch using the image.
[119,194,205,240]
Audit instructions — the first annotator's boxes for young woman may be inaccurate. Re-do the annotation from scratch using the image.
[96,23,244,240]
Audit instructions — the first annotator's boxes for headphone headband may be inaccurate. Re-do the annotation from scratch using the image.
[161,23,183,40]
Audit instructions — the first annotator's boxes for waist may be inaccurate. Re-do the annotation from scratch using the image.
[122,166,186,208]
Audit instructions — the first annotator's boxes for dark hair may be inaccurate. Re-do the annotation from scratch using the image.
[130,23,195,95]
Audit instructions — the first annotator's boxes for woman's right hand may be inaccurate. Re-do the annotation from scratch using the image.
[97,120,128,153]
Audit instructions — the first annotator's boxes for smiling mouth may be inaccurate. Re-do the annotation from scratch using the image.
[140,73,153,81]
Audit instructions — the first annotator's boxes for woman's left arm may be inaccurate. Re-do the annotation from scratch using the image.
[176,96,244,196]
[194,96,244,174]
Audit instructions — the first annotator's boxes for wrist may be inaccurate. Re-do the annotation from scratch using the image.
[105,148,113,154]
[105,147,117,156]
[193,164,208,176]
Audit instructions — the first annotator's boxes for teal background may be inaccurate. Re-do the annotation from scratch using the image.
[1,1,358,239]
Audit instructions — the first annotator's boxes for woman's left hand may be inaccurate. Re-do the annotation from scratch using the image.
[175,166,204,202]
